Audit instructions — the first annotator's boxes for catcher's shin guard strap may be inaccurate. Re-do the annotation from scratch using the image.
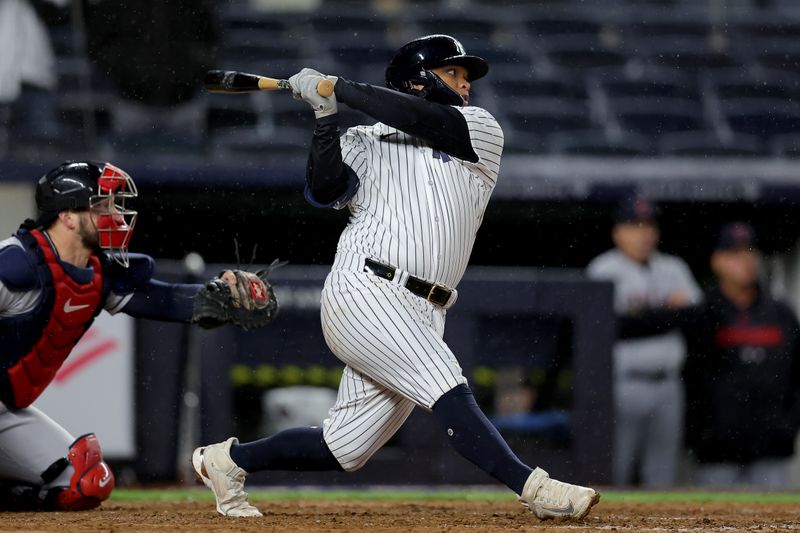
[55,433,115,511]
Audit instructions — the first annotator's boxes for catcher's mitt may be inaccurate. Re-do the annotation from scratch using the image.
[192,263,282,331]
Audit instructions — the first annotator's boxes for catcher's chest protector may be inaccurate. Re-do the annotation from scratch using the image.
[2,230,105,408]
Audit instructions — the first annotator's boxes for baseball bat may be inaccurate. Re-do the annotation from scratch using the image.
[204,70,334,97]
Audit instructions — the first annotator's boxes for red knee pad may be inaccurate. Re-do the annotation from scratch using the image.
[55,433,115,511]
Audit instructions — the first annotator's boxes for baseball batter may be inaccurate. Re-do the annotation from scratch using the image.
[0,161,273,511]
[193,35,599,520]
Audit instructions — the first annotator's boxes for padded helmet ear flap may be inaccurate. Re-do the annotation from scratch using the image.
[385,67,464,106]
[386,34,486,106]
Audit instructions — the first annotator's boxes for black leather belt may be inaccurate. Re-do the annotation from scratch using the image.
[364,258,453,307]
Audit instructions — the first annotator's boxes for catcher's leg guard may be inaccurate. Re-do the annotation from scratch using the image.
[53,433,115,511]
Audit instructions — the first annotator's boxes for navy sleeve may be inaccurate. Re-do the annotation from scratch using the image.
[305,115,360,208]
[106,253,155,295]
[0,245,38,290]
[617,305,704,339]
[120,279,202,323]
[334,78,478,162]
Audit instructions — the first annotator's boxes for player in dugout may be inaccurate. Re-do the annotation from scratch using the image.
[0,160,277,511]
[192,35,600,521]
[618,222,800,487]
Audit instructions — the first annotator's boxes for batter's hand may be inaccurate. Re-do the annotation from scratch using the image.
[289,68,338,119]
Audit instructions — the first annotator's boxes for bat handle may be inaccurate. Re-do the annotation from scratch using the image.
[316,79,334,97]
[274,78,333,97]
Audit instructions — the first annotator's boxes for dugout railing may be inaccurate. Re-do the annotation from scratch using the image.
[134,263,614,487]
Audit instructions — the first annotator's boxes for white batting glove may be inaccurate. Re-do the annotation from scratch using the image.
[288,68,338,119]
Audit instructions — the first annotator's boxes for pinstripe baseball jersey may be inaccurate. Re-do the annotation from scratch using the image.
[333,106,503,289]
[318,105,504,470]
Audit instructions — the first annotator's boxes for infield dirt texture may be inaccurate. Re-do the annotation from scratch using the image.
[1,489,799,532]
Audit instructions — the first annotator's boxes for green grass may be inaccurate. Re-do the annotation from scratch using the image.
[111,487,800,504]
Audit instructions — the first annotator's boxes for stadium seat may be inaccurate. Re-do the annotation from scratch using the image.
[505,97,593,139]
[415,14,497,41]
[599,78,701,101]
[770,133,800,157]
[658,131,766,157]
[754,43,800,75]
[491,68,588,101]
[547,129,654,156]
[633,36,742,73]
[524,15,603,38]
[609,96,704,136]
[710,68,800,101]
[206,94,260,132]
[538,35,630,74]
[720,98,800,139]
[211,127,309,163]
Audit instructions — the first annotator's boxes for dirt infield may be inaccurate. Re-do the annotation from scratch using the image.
[2,499,799,532]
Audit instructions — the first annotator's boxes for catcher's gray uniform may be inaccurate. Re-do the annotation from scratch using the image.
[588,249,701,487]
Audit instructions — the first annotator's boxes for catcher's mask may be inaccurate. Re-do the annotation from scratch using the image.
[385,34,489,106]
[35,161,138,267]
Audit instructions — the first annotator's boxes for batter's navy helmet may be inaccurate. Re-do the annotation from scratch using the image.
[385,35,489,105]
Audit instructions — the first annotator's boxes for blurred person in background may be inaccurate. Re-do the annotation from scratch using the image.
[619,222,800,488]
[82,0,219,152]
[587,195,702,488]
[0,0,69,145]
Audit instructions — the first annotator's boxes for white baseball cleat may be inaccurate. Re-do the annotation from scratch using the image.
[192,437,263,517]
[519,467,600,520]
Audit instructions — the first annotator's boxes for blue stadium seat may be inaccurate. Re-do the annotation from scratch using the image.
[415,14,497,41]
[770,133,800,157]
[524,15,603,38]
[505,97,593,138]
[754,42,800,75]
[609,96,704,136]
[658,131,766,157]
[710,68,800,100]
[547,129,654,156]
[491,68,588,101]
[633,36,742,73]
[538,35,630,74]
[599,78,701,101]
[721,98,800,139]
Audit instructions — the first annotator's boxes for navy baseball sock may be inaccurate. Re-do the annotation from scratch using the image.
[229,427,343,473]
[432,384,533,495]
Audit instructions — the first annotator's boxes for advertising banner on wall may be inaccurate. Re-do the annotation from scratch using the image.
[34,312,135,459]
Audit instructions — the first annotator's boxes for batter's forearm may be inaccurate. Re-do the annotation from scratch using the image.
[334,79,478,162]
[307,116,351,204]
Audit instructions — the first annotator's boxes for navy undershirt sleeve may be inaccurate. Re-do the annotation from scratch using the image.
[335,79,478,162]
[305,79,480,207]
[120,279,202,323]
[305,116,360,207]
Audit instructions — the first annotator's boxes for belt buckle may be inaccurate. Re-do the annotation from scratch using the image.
[427,283,450,306]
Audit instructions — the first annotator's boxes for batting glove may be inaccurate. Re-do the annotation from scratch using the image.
[289,68,338,119]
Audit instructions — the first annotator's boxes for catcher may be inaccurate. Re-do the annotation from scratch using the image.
[0,160,278,511]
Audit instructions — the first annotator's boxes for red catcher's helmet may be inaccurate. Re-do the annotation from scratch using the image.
[35,161,138,267]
